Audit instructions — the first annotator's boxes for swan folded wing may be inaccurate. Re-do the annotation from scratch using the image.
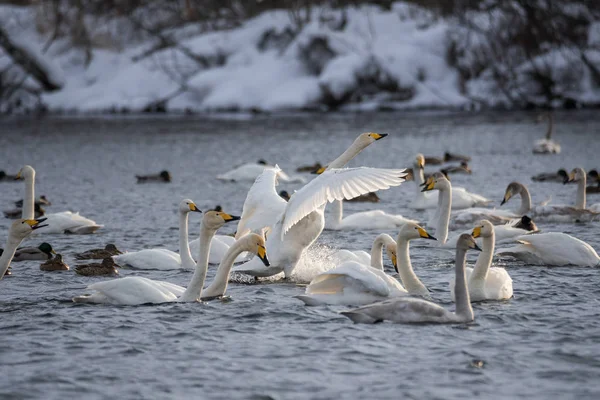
[86,277,181,305]
[307,262,391,297]
[236,166,287,238]
[281,167,406,235]
[342,297,448,324]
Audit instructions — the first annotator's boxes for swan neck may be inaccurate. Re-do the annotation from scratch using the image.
[203,238,248,298]
[23,172,35,220]
[413,167,426,202]
[546,115,553,139]
[470,234,494,283]
[370,235,385,271]
[327,138,368,169]
[454,247,473,321]
[396,238,427,294]
[178,212,194,269]
[180,225,214,302]
[0,236,23,280]
[518,185,532,215]
[576,175,586,209]
[437,186,451,244]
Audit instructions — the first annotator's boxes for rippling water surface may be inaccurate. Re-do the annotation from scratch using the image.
[1,111,600,399]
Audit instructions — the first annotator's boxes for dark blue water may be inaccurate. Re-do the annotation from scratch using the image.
[1,111,599,399]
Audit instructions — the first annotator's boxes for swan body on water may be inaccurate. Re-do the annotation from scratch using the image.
[112,200,205,270]
[533,113,561,154]
[449,220,513,301]
[297,223,435,306]
[341,234,480,324]
[73,212,268,305]
[325,198,417,231]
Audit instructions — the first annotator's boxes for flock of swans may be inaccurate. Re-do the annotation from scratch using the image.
[1,120,599,325]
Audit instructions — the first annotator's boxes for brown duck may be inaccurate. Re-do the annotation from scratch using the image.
[75,244,122,260]
[75,258,119,276]
[40,254,69,271]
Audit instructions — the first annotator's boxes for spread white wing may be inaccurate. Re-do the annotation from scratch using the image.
[235,166,287,239]
[281,167,406,235]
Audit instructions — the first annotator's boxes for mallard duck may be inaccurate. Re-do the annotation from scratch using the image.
[443,161,472,175]
[296,162,323,173]
[513,215,539,232]
[12,242,55,261]
[444,152,471,162]
[4,203,45,219]
[587,170,600,194]
[346,192,380,203]
[75,258,119,276]
[209,205,223,212]
[75,244,122,260]
[0,170,22,181]
[531,169,568,182]
[136,170,171,183]
[14,195,51,208]
[40,254,69,271]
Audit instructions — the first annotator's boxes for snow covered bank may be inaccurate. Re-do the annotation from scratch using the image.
[0,2,599,114]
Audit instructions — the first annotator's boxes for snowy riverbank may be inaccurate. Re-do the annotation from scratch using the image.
[1,2,599,114]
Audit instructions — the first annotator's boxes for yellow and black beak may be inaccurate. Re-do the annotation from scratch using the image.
[369,132,388,141]
[500,190,512,206]
[418,227,437,241]
[420,177,435,192]
[472,226,482,238]
[257,244,270,267]
[391,253,398,274]
[312,166,327,175]
[189,203,202,213]
[220,213,240,222]
[25,217,48,230]
[416,156,424,169]
[15,170,22,180]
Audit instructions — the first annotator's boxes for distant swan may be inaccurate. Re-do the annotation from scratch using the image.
[533,113,560,154]
[297,224,435,306]
[325,198,417,231]
[112,199,205,270]
[73,212,268,305]
[449,220,513,301]
[18,165,102,234]
[341,234,480,324]
[217,160,305,183]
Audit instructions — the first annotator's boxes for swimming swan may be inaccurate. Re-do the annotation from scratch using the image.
[73,212,268,305]
[449,220,513,301]
[112,200,205,270]
[496,232,600,267]
[0,219,48,279]
[17,165,102,234]
[533,113,560,154]
[325,198,417,231]
[341,234,480,324]
[297,224,435,306]
[233,133,405,278]
[410,154,490,210]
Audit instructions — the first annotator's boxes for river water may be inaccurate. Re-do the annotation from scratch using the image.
[0,111,599,399]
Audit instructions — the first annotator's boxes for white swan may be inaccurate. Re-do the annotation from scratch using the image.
[421,172,453,244]
[410,154,491,210]
[449,220,513,301]
[18,165,102,234]
[73,212,268,305]
[297,223,436,306]
[496,232,600,267]
[501,175,599,222]
[112,200,205,270]
[325,198,417,231]
[232,132,405,278]
[533,113,561,154]
[0,219,48,279]
[217,160,305,183]
[341,234,480,324]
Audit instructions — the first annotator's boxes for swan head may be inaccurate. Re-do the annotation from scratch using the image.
[472,220,493,239]
[399,222,437,242]
[565,167,586,184]
[202,211,240,230]
[420,172,450,192]
[179,199,202,214]
[242,233,270,267]
[457,234,481,252]
[501,182,523,206]
[16,165,35,181]
[414,154,425,169]
[11,218,48,239]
